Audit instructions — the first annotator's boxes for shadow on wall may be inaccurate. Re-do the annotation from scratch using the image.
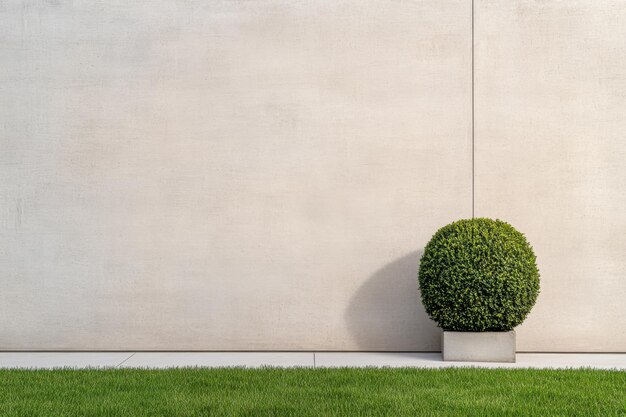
[345,250,441,352]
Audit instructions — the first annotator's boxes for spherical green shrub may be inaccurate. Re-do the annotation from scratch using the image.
[418,218,540,331]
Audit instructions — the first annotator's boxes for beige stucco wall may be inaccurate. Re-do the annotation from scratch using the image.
[475,0,626,352]
[0,0,624,351]
[0,0,471,350]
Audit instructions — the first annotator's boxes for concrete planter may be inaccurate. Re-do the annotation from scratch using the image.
[442,331,516,363]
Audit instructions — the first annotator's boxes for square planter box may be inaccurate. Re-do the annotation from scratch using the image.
[442,331,516,363]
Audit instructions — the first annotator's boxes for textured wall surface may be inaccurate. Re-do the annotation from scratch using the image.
[1,0,624,352]
[475,0,626,352]
[0,0,471,350]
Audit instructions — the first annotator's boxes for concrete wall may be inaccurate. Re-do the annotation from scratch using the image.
[475,0,626,352]
[0,0,623,351]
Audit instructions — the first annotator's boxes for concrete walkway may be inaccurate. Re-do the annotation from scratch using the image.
[1,352,625,370]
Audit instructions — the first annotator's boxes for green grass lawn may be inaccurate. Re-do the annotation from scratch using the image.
[1,367,624,416]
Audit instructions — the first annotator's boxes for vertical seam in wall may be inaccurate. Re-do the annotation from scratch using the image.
[471,0,475,218]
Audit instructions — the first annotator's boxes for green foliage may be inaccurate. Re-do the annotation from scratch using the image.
[418,218,540,331]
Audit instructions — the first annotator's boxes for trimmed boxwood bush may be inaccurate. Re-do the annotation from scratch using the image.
[418,218,540,331]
